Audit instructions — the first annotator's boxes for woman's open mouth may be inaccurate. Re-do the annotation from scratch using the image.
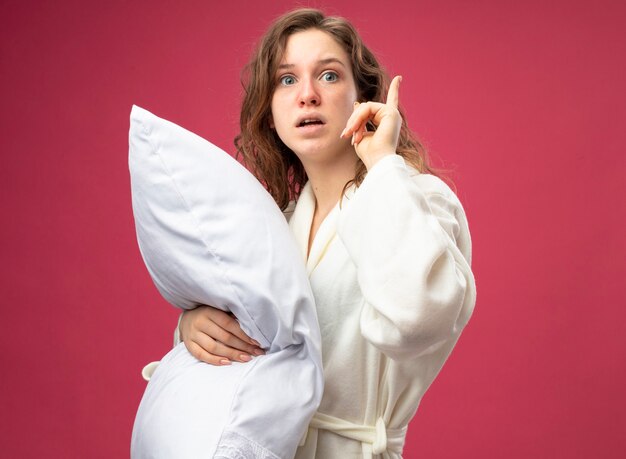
[296,117,326,134]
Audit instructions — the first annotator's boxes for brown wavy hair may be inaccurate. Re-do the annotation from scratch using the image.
[235,8,439,210]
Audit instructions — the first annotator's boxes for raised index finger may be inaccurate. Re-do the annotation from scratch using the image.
[386,75,402,109]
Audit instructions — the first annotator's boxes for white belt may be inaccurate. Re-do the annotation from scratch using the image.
[305,412,407,455]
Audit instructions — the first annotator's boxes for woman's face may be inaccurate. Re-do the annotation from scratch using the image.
[270,29,358,167]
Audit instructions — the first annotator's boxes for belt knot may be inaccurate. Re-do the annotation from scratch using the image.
[372,417,388,455]
[305,411,407,456]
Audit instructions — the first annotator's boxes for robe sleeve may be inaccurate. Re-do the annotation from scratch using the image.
[173,312,184,347]
[337,154,476,361]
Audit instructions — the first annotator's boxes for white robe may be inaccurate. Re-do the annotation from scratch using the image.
[171,154,476,458]
[288,155,476,459]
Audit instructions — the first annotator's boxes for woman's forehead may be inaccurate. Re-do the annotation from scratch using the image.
[279,29,349,67]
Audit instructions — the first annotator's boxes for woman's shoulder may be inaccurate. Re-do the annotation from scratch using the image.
[406,165,459,203]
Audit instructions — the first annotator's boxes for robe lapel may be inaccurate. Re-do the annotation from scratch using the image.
[289,182,357,276]
[306,204,338,275]
[289,182,315,265]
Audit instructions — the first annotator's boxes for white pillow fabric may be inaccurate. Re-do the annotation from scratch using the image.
[128,105,323,459]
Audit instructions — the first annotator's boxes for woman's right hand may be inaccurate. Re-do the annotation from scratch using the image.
[179,306,265,365]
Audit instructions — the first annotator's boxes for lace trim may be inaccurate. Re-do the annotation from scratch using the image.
[213,430,281,459]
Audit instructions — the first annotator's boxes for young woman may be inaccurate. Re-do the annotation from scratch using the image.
[177,8,476,459]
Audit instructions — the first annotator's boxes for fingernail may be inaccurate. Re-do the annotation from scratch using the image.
[220,359,231,365]
[239,354,252,362]
[250,339,261,347]
[340,128,347,138]
[253,348,265,356]
[351,135,355,146]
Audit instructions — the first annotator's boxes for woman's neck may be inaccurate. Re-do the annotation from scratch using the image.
[302,153,358,257]
[304,153,358,216]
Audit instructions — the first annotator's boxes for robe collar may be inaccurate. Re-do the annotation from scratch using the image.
[289,181,356,276]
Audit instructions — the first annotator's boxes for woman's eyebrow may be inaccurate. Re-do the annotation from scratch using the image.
[318,58,346,67]
[277,57,347,70]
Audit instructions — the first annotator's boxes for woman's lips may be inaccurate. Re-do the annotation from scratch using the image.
[295,117,325,134]
[295,114,325,126]
[297,122,326,134]
[298,119,323,126]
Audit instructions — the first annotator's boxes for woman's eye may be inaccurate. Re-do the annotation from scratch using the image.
[279,75,296,86]
[322,72,338,82]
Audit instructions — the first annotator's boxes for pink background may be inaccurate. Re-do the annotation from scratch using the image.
[1,0,625,457]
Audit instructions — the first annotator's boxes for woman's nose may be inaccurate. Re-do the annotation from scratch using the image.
[298,79,320,106]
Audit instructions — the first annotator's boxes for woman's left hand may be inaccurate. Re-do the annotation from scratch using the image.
[340,75,403,170]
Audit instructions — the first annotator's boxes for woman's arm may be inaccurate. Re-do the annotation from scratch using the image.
[340,75,475,360]
[178,306,265,365]
[338,156,476,361]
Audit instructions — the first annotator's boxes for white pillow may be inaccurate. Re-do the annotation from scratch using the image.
[128,105,323,459]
